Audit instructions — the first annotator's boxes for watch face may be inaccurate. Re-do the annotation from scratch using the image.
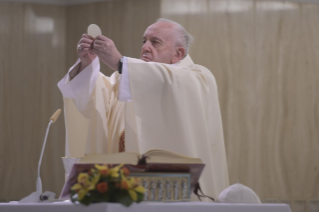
[119,58,123,74]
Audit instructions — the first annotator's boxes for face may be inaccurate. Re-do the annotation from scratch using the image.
[141,22,182,64]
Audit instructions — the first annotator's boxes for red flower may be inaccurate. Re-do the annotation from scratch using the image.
[121,180,129,190]
[100,169,108,176]
[96,182,108,193]
[122,167,130,176]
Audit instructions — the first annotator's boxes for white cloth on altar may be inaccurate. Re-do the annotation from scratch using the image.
[57,55,229,199]
[0,202,292,212]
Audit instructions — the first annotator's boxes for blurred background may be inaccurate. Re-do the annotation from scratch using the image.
[0,0,318,211]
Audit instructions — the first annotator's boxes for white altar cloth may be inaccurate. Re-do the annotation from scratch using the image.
[0,202,291,212]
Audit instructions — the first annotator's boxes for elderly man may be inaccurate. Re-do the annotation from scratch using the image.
[58,18,229,199]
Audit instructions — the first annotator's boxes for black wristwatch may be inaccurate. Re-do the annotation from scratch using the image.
[118,57,123,74]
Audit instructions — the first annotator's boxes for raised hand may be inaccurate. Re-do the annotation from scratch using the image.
[77,34,97,71]
[92,35,122,71]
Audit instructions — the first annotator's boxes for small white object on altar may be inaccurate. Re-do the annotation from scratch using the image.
[218,183,261,204]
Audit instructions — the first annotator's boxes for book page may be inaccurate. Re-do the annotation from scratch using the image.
[80,151,140,164]
[144,149,203,164]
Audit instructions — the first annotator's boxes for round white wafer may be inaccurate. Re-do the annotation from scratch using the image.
[87,24,102,38]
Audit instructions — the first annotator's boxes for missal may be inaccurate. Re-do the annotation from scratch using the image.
[60,149,205,201]
[79,149,203,165]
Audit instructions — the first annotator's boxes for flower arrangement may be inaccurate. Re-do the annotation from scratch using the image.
[70,164,145,206]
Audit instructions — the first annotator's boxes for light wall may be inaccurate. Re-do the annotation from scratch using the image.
[160,0,319,202]
[0,2,66,201]
[0,1,318,211]
[65,0,160,75]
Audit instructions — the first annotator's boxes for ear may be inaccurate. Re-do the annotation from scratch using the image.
[172,47,186,64]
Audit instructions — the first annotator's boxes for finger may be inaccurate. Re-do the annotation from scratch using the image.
[95,35,109,41]
[78,43,92,49]
[93,43,102,50]
[82,34,94,40]
[78,47,91,53]
[94,40,105,45]
[79,38,94,45]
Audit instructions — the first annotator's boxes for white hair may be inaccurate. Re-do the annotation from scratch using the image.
[156,18,194,57]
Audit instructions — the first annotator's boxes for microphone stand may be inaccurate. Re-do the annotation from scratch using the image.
[36,120,53,196]
[19,109,61,203]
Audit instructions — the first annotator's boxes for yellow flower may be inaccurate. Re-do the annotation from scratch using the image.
[95,164,108,171]
[71,172,100,200]
[128,190,137,201]
[95,164,109,176]
[126,177,145,201]
[108,164,124,178]
[117,167,145,201]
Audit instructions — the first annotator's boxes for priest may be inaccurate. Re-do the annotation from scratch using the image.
[58,18,229,199]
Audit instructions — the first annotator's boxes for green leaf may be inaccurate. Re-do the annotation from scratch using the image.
[89,190,110,203]
[80,195,91,206]
[136,192,144,203]
[118,194,133,207]
[102,193,110,202]
[90,190,104,203]
[70,191,78,203]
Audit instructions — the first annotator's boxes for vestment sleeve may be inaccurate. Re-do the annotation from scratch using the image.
[57,57,100,112]
[118,57,132,102]
[123,57,229,198]
[57,58,125,157]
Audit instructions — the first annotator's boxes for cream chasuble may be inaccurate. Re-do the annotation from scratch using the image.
[60,55,229,199]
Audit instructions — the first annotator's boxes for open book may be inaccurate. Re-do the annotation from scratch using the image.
[60,149,205,200]
[80,149,203,165]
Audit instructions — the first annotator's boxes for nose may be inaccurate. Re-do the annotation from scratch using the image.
[141,40,151,53]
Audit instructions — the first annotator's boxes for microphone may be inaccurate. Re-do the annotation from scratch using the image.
[19,109,62,203]
[50,109,61,123]
[36,109,61,194]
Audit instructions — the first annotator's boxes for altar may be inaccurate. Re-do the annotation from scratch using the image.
[0,202,291,212]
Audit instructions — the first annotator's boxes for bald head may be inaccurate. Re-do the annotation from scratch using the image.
[155,18,193,56]
[140,19,193,64]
